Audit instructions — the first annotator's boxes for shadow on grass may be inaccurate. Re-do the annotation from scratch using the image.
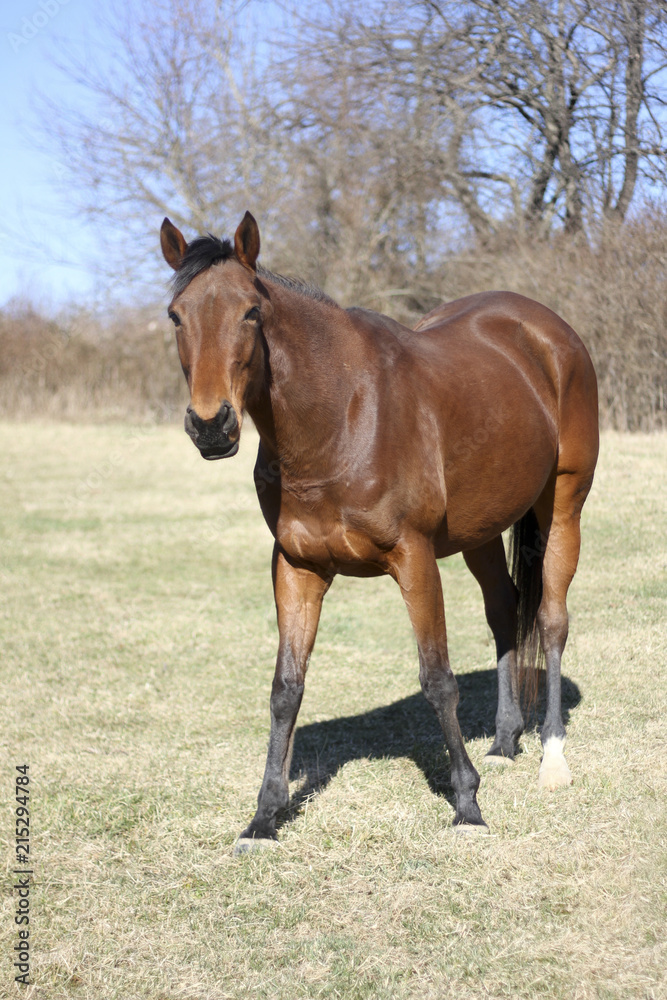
[284,668,581,827]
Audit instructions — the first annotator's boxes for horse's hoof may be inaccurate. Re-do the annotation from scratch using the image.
[537,761,572,790]
[484,753,514,766]
[233,837,280,856]
[453,822,490,836]
[537,737,572,790]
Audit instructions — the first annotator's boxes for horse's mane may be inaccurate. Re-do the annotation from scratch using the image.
[171,232,339,308]
[259,267,339,307]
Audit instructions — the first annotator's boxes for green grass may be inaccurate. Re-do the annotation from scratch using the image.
[1,423,665,999]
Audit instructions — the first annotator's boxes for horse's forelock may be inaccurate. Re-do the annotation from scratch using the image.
[171,234,235,297]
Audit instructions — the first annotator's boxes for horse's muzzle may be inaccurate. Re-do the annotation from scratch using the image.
[185,401,240,460]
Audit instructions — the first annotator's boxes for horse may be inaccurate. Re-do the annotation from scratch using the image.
[160,211,599,851]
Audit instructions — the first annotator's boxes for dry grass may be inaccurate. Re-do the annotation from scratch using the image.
[0,423,665,999]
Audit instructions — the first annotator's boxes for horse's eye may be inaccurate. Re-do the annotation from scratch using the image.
[168,310,181,327]
[244,306,260,322]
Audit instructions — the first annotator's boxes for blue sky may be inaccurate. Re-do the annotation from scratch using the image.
[0,0,284,310]
[0,0,110,307]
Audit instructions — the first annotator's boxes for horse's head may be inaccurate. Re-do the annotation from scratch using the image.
[160,212,265,460]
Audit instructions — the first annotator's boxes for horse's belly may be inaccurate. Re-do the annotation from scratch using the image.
[437,423,557,553]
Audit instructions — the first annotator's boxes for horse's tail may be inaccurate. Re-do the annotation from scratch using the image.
[509,508,545,708]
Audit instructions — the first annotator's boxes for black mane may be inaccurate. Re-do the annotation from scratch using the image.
[171,231,339,308]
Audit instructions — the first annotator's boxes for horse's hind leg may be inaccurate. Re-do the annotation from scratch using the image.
[463,537,524,762]
[393,535,487,830]
[533,471,592,789]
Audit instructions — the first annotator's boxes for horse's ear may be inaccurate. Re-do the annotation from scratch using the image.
[160,218,188,271]
[234,211,260,271]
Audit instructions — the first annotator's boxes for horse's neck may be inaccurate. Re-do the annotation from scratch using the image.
[249,284,355,471]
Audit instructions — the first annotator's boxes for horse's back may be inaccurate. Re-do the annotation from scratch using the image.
[414,290,598,457]
[414,291,596,394]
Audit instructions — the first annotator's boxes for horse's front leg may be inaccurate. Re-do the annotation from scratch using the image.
[235,546,331,853]
[392,536,487,831]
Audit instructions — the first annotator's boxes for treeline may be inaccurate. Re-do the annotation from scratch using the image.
[41,0,667,287]
[0,302,187,423]
[7,0,666,426]
[2,215,665,429]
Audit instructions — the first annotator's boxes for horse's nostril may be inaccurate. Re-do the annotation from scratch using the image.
[221,404,238,435]
[185,407,204,439]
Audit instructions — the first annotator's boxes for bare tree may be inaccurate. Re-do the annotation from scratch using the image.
[40,0,288,284]
[464,0,667,232]
[42,0,459,306]
[287,0,667,236]
[40,0,667,301]
[394,0,667,233]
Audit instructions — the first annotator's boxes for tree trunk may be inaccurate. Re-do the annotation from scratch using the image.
[608,0,645,221]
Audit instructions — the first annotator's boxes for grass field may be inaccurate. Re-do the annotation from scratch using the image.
[1,422,665,999]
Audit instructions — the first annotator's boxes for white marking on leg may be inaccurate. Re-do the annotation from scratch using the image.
[233,838,281,856]
[537,736,572,790]
[453,823,490,836]
[484,754,514,767]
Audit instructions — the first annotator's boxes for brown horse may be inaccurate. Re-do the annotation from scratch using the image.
[160,212,599,850]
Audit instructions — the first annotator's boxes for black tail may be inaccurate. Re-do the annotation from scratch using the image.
[509,508,545,708]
